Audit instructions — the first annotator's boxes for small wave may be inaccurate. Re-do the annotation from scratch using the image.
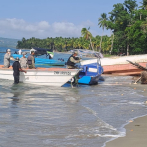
[98,131,125,138]
[128,101,144,105]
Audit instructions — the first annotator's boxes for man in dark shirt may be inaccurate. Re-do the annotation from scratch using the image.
[27,49,35,69]
[67,51,80,69]
[12,57,27,84]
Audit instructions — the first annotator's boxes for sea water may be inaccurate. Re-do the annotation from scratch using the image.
[0,47,147,147]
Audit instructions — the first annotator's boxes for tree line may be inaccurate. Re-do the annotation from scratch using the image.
[16,35,111,53]
[17,0,147,55]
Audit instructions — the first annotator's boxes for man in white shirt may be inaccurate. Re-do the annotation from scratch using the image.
[20,52,28,68]
[4,49,11,68]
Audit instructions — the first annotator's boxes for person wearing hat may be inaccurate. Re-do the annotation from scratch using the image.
[12,57,27,84]
[67,50,80,69]
[27,49,35,69]
[20,52,28,68]
[4,49,11,68]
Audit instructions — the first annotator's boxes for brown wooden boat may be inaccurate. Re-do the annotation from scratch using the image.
[81,54,147,76]
[102,62,147,76]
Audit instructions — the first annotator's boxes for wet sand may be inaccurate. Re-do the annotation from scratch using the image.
[105,115,147,147]
[105,83,147,147]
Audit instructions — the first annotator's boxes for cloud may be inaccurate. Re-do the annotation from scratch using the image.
[0,18,95,39]
[52,22,81,37]
[81,20,95,27]
[0,18,50,32]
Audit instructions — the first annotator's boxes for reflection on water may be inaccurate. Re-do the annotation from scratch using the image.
[0,76,147,147]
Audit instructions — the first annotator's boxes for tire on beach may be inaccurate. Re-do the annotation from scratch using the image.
[141,71,147,84]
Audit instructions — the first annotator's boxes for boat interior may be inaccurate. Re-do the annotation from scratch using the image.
[0,65,77,72]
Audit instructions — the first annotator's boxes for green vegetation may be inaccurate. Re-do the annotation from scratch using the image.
[17,0,147,55]
[103,54,113,58]
[16,35,111,53]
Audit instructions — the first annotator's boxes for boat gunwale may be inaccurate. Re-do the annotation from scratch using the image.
[0,65,79,72]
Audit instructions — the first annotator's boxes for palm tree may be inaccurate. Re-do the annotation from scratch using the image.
[98,13,108,52]
[140,0,147,10]
[106,16,116,54]
[81,27,93,50]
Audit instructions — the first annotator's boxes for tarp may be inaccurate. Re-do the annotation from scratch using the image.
[33,47,53,56]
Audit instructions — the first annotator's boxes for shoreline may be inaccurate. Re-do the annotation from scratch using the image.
[105,83,147,147]
[105,115,147,147]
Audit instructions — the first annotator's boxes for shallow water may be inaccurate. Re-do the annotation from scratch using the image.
[0,47,147,147]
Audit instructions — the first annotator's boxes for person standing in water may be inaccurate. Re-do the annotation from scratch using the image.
[4,49,11,68]
[27,49,35,69]
[20,52,28,68]
[12,57,27,84]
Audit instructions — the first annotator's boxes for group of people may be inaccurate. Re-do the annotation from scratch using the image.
[4,49,36,84]
[3,49,81,84]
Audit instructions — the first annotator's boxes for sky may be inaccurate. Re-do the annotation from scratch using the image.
[0,0,142,39]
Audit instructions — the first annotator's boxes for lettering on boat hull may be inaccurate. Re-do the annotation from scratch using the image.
[54,71,71,75]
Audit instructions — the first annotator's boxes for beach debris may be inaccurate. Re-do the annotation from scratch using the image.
[121,94,124,96]
[145,101,147,104]
[134,88,136,90]
[129,120,133,123]
[134,77,141,84]
[132,110,134,112]
[130,129,134,131]
[135,125,140,127]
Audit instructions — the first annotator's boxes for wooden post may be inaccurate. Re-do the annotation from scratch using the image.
[110,33,114,54]
[127,44,129,56]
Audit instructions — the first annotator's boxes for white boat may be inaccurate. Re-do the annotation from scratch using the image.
[0,65,80,86]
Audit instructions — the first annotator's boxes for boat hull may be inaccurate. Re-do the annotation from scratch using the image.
[102,62,146,76]
[78,75,100,85]
[70,64,103,85]
[0,65,79,86]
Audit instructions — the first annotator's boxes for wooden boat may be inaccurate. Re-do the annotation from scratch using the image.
[81,54,147,76]
[0,65,80,86]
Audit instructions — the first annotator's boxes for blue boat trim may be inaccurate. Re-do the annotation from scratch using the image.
[12,54,65,66]
[70,63,103,85]
[78,76,91,84]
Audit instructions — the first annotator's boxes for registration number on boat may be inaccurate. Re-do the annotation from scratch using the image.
[54,71,71,75]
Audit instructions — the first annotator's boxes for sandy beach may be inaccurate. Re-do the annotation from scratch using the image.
[105,83,147,147]
[105,115,147,147]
